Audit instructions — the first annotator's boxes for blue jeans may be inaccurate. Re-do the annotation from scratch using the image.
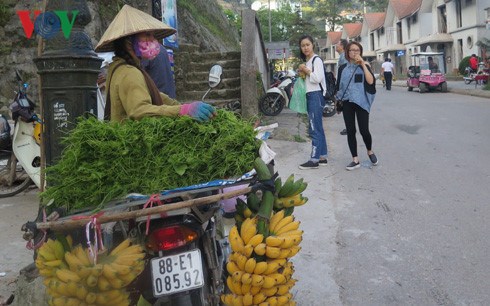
[306,91,327,162]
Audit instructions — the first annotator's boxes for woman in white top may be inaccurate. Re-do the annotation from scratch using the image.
[297,35,328,169]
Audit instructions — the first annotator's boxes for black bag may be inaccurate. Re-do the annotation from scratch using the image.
[313,56,336,101]
[335,99,343,113]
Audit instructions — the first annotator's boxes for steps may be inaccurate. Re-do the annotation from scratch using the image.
[174,44,241,112]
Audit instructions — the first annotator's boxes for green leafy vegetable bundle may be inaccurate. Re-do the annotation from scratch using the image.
[41,110,260,212]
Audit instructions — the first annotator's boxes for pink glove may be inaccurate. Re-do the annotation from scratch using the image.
[179,101,216,121]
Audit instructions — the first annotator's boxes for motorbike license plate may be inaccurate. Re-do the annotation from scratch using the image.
[150,249,204,296]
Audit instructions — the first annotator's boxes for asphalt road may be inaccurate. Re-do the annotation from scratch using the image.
[0,82,489,305]
[270,84,490,305]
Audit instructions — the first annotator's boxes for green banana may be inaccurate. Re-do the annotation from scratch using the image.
[235,198,247,219]
[278,174,295,198]
[274,177,282,196]
[247,192,261,213]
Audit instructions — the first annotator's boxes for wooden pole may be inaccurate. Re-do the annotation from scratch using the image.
[36,186,253,231]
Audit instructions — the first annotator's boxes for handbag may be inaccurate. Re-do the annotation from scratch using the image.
[336,66,358,113]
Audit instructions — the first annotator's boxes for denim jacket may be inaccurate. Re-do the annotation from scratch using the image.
[335,62,376,112]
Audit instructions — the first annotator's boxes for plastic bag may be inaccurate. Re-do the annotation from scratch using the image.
[289,78,307,114]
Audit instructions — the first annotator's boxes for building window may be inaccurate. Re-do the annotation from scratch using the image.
[456,0,462,28]
[438,5,447,33]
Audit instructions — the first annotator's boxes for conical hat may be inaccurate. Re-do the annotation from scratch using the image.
[95,4,176,52]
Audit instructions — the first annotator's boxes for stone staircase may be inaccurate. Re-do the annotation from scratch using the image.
[174,44,242,112]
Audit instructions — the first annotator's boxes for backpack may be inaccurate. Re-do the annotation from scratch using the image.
[313,56,336,100]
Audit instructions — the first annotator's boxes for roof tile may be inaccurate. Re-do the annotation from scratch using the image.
[343,23,362,39]
[390,0,423,19]
[364,12,386,30]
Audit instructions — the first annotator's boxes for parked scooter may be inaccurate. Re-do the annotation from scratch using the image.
[259,70,296,116]
[463,62,488,85]
[0,70,42,197]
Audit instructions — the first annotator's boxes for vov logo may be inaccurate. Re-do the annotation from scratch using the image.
[17,10,79,39]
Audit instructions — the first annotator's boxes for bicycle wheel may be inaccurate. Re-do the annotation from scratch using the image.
[0,151,32,198]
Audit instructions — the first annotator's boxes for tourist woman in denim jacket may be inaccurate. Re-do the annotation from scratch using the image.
[335,41,378,170]
[296,35,328,170]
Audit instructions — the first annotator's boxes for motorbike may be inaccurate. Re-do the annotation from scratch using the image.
[463,63,488,85]
[259,70,296,116]
[0,70,42,198]
[24,64,243,306]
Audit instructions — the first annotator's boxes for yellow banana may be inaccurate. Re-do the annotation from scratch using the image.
[277,229,303,238]
[38,268,55,277]
[241,283,252,295]
[265,235,284,247]
[109,262,132,275]
[269,272,286,285]
[287,245,301,258]
[278,248,291,259]
[280,236,298,249]
[252,292,267,304]
[251,274,264,287]
[242,244,254,258]
[232,271,244,283]
[113,253,145,265]
[276,284,290,295]
[275,220,300,235]
[295,196,308,207]
[250,285,261,295]
[233,279,243,296]
[266,296,279,306]
[73,246,92,266]
[262,275,277,289]
[85,292,97,304]
[226,276,236,294]
[240,218,257,245]
[55,268,81,283]
[268,210,285,233]
[246,234,264,248]
[115,244,144,257]
[64,252,83,270]
[109,238,131,256]
[243,207,253,218]
[254,243,266,256]
[277,294,292,305]
[85,274,98,288]
[229,226,245,253]
[235,252,248,270]
[97,275,112,291]
[272,216,294,234]
[66,281,78,297]
[227,261,240,274]
[102,263,119,280]
[241,272,252,285]
[253,261,268,275]
[261,286,278,297]
[263,259,286,275]
[242,292,253,306]
[232,294,244,306]
[52,240,65,260]
[244,257,256,274]
[265,246,281,259]
[50,296,68,306]
[76,266,92,279]
[75,284,88,301]
[64,297,79,306]
[38,245,57,262]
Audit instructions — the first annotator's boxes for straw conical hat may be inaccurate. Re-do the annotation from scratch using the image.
[95,4,176,52]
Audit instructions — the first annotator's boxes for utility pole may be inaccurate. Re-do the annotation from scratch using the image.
[268,0,272,42]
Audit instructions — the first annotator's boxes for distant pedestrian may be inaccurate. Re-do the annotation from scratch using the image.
[297,35,328,170]
[381,57,394,90]
[336,39,349,136]
[335,41,378,171]
[469,54,478,73]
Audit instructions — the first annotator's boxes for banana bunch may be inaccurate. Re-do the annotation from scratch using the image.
[37,237,145,306]
[222,216,300,305]
[35,237,72,279]
[274,175,308,210]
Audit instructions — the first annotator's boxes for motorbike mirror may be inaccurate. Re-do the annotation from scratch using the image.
[208,64,222,88]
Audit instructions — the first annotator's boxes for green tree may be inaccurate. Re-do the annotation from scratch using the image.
[363,0,390,12]
[301,0,356,31]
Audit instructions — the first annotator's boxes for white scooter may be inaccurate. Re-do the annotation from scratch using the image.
[259,70,296,116]
[0,70,42,197]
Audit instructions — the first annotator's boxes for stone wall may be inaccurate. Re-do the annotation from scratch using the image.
[0,0,239,114]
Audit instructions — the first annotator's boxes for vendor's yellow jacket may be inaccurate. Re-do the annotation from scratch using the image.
[106,57,181,121]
